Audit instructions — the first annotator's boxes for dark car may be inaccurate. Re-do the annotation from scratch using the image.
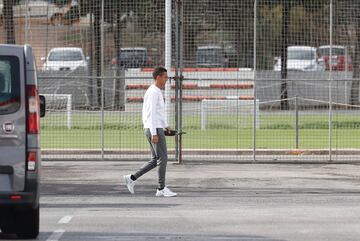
[196,45,229,68]
[112,47,152,69]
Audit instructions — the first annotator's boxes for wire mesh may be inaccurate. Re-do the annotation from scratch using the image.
[0,0,360,161]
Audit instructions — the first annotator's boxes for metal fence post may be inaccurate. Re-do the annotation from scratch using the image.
[295,96,299,149]
[175,0,180,164]
[174,0,184,164]
[328,0,333,162]
[253,0,257,163]
[101,77,105,161]
[165,0,172,127]
[25,0,29,43]
[101,0,105,161]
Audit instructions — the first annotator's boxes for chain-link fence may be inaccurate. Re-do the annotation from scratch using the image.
[1,0,359,162]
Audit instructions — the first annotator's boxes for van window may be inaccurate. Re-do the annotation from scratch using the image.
[318,47,345,57]
[196,48,225,65]
[120,50,147,61]
[48,50,83,61]
[0,56,21,115]
[288,49,315,60]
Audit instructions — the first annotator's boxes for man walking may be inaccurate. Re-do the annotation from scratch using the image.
[123,67,177,197]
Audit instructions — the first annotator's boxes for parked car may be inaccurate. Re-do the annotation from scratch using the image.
[196,45,229,68]
[0,44,46,239]
[274,46,324,71]
[41,47,89,72]
[111,47,152,69]
[318,45,353,71]
[224,45,238,67]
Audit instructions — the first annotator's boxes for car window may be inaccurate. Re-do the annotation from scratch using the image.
[288,49,315,60]
[318,48,345,56]
[48,50,83,61]
[120,50,147,60]
[0,56,21,115]
[196,48,224,63]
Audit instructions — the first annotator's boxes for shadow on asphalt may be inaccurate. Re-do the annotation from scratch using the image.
[41,203,180,209]
[41,182,360,199]
[0,231,288,241]
[60,232,287,241]
[0,232,51,240]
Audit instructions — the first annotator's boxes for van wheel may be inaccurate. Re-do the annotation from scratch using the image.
[15,207,39,239]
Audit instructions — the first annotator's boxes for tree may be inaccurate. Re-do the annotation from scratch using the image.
[209,0,254,67]
[261,1,329,109]
[77,0,158,108]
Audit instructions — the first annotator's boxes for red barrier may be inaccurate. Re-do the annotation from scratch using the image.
[126,83,254,90]
[127,96,254,102]
[171,84,198,89]
[141,68,240,72]
[209,84,253,89]
[126,84,150,90]
[239,96,254,100]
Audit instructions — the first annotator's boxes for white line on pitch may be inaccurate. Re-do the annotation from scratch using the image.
[58,215,73,224]
[47,229,65,241]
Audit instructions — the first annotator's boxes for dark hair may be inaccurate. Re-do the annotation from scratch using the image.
[152,67,167,80]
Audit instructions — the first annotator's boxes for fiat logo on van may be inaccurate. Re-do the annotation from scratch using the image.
[3,122,14,133]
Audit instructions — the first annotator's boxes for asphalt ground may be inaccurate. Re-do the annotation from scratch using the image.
[1,161,360,241]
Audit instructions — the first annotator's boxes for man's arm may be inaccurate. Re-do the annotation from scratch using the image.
[148,92,158,144]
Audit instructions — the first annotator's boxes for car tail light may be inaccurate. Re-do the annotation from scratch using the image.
[10,195,22,200]
[27,151,37,171]
[27,85,40,134]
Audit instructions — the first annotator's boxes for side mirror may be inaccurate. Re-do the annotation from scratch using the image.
[39,95,46,118]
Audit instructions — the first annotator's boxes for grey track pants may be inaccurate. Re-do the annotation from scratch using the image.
[133,128,168,189]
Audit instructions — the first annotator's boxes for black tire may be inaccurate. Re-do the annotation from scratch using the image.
[15,207,39,239]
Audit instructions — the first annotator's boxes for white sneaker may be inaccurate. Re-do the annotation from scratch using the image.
[123,174,136,194]
[156,186,177,197]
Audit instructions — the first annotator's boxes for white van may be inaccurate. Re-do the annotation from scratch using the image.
[41,47,88,72]
[0,44,45,239]
[274,46,324,71]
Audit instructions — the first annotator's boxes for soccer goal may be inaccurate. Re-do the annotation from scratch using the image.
[42,94,72,129]
[201,99,260,130]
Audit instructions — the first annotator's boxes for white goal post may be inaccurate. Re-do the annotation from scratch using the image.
[201,99,260,130]
[42,94,72,129]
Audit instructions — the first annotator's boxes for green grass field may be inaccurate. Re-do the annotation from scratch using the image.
[40,112,360,149]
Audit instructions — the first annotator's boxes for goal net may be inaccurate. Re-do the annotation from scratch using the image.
[42,94,72,130]
[201,99,260,130]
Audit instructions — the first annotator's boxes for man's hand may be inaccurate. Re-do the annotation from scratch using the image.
[165,127,171,135]
[152,135,159,144]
